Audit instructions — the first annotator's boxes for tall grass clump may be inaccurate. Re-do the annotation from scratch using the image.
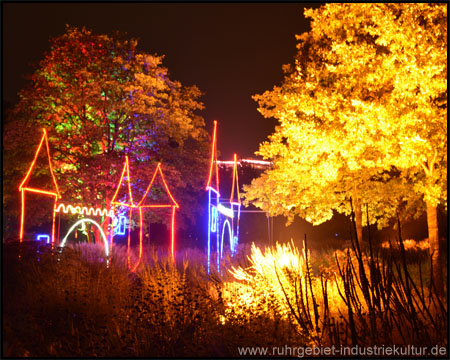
[3,242,133,357]
[228,234,447,348]
[4,240,311,357]
[5,228,445,357]
[122,248,222,357]
[227,240,338,346]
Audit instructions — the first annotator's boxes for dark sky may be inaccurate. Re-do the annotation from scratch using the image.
[3,2,441,242]
[3,2,321,160]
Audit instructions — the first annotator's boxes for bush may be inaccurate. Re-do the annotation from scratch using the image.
[5,234,445,357]
[227,237,447,348]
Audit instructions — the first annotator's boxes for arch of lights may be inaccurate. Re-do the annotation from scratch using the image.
[18,129,179,271]
[206,121,241,273]
[60,218,110,257]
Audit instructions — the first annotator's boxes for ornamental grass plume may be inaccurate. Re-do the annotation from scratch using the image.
[227,236,447,348]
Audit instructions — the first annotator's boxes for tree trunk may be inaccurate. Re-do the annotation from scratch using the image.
[86,225,90,244]
[354,197,363,244]
[426,201,443,295]
[103,197,111,243]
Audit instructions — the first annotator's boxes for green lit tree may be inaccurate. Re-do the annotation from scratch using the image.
[4,26,209,239]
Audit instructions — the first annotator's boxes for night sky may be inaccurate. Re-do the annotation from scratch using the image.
[3,2,440,242]
[3,2,321,160]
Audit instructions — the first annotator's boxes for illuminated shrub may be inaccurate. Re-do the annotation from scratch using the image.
[226,239,447,347]
[227,241,349,342]
[3,238,446,356]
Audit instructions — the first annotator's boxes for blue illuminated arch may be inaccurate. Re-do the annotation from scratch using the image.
[220,219,233,257]
[211,206,218,232]
[205,122,242,273]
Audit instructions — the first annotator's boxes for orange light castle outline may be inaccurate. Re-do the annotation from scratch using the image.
[111,156,179,271]
[206,121,241,273]
[18,130,179,271]
[19,129,61,244]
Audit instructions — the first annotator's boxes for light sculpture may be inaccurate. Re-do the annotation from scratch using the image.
[205,121,241,273]
[138,162,179,261]
[229,153,241,256]
[211,206,218,232]
[217,203,234,218]
[53,203,116,244]
[37,234,50,244]
[54,203,115,218]
[110,156,141,271]
[111,157,179,271]
[220,219,232,257]
[217,158,272,167]
[60,218,109,258]
[19,129,61,244]
[112,214,127,236]
[206,121,220,273]
[18,129,180,272]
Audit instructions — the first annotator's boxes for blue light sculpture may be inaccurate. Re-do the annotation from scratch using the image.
[206,121,241,273]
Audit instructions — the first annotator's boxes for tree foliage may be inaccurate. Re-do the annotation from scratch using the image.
[4,26,209,236]
[244,4,446,231]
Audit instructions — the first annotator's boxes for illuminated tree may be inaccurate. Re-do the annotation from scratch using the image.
[5,26,209,236]
[244,4,446,290]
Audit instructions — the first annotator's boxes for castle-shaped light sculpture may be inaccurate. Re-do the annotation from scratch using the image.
[18,129,179,271]
[111,156,179,271]
[206,121,241,273]
[18,129,61,244]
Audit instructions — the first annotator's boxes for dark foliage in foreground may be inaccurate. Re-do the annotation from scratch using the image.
[3,221,447,357]
[3,242,302,357]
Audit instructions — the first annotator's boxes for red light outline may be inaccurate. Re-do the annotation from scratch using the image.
[111,156,135,207]
[171,206,176,261]
[20,190,25,242]
[18,132,180,265]
[128,207,144,273]
[230,153,241,204]
[22,187,59,197]
[140,204,173,208]
[19,129,61,242]
[206,120,219,193]
[110,214,115,254]
[19,129,61,198]
[138,163,179,208]
[137,162,179,263]
[110,158,179,268]
[139,207,143,263]
[110,157,128,205]
[52,203,56,245]
[127,206,133,269]
[125,156,135,207]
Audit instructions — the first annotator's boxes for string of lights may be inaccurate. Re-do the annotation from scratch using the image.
[19,130,179,270]
[217,159,272,167]
[111,156,179,268]
[206,121,241,273]
[54,203,115,218]
[18,129,61,244]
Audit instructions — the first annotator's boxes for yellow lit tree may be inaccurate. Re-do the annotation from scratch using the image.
[244,3,447,291]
